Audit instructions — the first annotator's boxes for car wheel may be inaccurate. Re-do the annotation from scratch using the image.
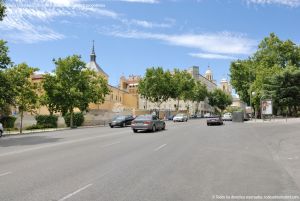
[162,123,166,130]
[152,125,156,132]
[122,122,126,127]
[133,129,138,133]
[207,123,210,126]
[110,125,113,128]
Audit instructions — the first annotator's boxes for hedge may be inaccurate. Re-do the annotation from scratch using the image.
[35,115,58,128]
[0,116,17,128]
[64,112,84,127]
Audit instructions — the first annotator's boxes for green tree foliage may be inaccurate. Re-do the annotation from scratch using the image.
[170,69,195,111]
[191,80,208,114]
[0,40,13,115]
[0,0,6,21]
[138,67,173,110]
[263,66,300,116]
[208,89,232,114]
[0,40,11,69]
[6,63,39,133]
[230,33,300,115]
[42,55,110,127]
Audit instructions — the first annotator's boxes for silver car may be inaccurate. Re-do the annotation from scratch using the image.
[0,123,3,137]
[131,115,165,133]
[173,113,188,122]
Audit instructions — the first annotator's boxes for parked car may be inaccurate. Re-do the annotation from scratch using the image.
[222,113,232,121]
[173,113,188,122]
[0,123,3,137]
[207,117,224,126]
[167,115,175,121]
[109,115,135,128]
[204,113,211,118]
[131,115,165,133]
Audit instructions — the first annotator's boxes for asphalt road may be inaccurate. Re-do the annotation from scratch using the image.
[1,119,300,201]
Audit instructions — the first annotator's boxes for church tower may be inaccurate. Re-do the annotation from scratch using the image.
[86,40,109,79]
[205,66,213,81]
[220,78,232,95]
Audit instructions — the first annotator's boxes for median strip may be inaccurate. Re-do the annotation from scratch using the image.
[58,183,93,201]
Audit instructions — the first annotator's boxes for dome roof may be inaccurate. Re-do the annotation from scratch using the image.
[205,68,212,75]
[221,78,228,83]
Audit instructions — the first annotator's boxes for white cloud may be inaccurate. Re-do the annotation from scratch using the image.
[121,18,175,28]
[119,0,159,3]
[189,53,237,60]
[0,0,118,43]
[107,30,257,55]
[246,0,300,7]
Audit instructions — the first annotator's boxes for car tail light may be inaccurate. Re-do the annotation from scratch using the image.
[143,121,151,125]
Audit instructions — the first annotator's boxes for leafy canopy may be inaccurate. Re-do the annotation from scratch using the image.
[208,89,232,114]
[42,55,110,116]
[138,67,173,107]
[0,0,6,21]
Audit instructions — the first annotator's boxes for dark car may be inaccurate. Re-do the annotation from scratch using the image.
[131,115,165,133]
[207,117,223,126]
[109,115,134,128]
[167,115,175,120]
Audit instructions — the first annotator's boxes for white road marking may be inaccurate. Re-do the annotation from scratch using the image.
[102,141,121,148]
[58,183,93,201]
[0,171,12,177]
[154,144,167,151]
[0,131,128,158]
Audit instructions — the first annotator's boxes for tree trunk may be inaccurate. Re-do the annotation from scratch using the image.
[20,110,23,134]
[195,102,200,115]
[70,110,74,128]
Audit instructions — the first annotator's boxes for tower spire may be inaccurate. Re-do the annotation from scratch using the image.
[90,40,96,62]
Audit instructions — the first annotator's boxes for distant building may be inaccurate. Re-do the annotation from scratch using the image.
[140,66,218,115]
[220,78,232,95]
[32,42,140,115]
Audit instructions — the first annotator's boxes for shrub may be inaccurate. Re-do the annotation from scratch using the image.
[26,124,45,130]
[64,112,84,127]
[0,116,17,128]
[35,115,58,128]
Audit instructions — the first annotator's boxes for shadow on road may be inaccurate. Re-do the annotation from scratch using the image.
[0,136,62,147]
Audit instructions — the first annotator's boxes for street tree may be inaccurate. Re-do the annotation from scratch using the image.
[230,33,300,114]
[42,55,110,127]
[263,66,300,116]
[171,69,195,111]
[208,89,232,115]
[0,40,14,113]
[138,67,173,114]
[6,63,39,134]
[0,0,6,21]
[0,40,11,69]
[190,80,208,115]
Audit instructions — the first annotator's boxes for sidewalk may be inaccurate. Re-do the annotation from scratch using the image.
[2,124,109,136]
[3,127,70,136]
[245,117,300,124]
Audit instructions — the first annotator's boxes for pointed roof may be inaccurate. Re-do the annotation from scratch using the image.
[86,40,109,78]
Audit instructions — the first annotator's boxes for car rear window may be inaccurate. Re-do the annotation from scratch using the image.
[135,115,152,120]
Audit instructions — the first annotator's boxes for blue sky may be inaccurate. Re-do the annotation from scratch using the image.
[1,0,300,87]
